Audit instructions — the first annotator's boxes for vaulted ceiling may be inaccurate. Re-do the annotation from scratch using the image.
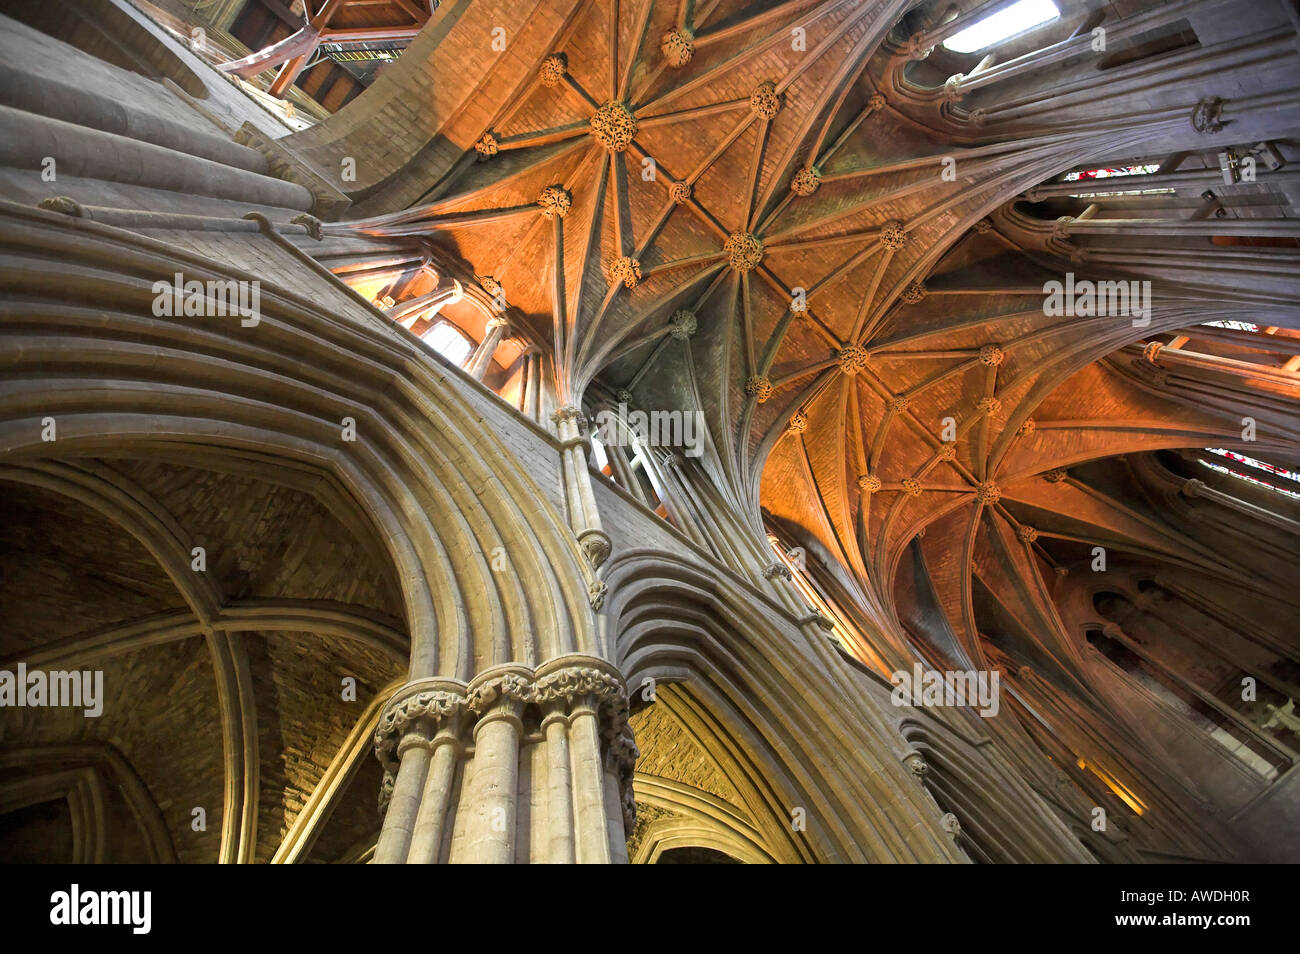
[333,0,1299,621]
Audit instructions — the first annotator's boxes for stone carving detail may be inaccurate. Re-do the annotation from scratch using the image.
[1053,216,1074,238]
[1182,477,1206,498]
[588,579,607,611]
[529,666,626,711]
[475,132,500,159]
[668,180,692,204]
[858,472,882,493]
[902,477,923,497]
[974,218,994,234]
[979,344,1004,367]
[800,608,835,631]
[1143,341,1164,363]
[668,309,697,339]
[968,108,987,127]
[868,92,887,111]
[465,673,532,714]
[579,528,612,568]
[943,74,964,103]
[907,32,933,59]
[750,81,781,119]
[609,256,642,288]
[975,481,1001,505]
[745,374,774,403]
[838,345,870,375]
[290,213,323,240]
[1017,525,1039,544]
[39,196,85,216]
[1017,419,1035,437]
[977,396,1001,416]
[790,297,808,317]
[1043,468,1067,483]
[479,275,503,297]
[940,812,961,836]
[1191,97,1226,134]
[591,101,638,151]
[537,185,572,218]
[901,280,927,304]
[888,395,910,413]
[661,28,694,67]
[374,686,467,772]
[552,404,586,428]
[791,166,822,196]
[880,220,908,250]
[615,388,633,405]
[938,443,957,461]
[788,410,809,433]
[763,562,792,581]
[724,231,764,271]
[902,751,928,778]
[539,53,567,87]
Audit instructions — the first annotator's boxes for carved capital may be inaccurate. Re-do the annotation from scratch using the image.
[764,561,792,581]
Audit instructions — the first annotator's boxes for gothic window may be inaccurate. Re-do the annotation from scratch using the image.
[942,0,1060,54]
[1063,163,1168,197]
[1201,448,1300,500]
[423,320,474,366]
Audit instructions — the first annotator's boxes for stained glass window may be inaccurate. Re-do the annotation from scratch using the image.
[1063,165,1159,182]
[1201,320,1259,332]
[1200,449,1300,500]
[1062,163,1170,197]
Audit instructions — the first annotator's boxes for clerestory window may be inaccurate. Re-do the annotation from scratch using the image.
[942,0,1060,54]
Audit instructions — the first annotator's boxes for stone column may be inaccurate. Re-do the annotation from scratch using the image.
[385,281,464,330]
[541,701,576,863]
[553,405,611,570]
[373,657,636,863]
[465,315,511,380]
